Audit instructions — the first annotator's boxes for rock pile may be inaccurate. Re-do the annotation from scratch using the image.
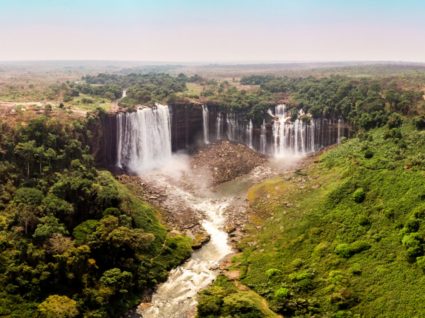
[191,140,267,185]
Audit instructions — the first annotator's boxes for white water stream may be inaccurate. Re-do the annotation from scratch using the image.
[137,170,233,318]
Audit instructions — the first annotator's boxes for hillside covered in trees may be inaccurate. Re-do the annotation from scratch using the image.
[0,114,191,317]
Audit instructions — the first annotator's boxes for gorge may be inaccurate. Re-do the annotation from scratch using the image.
[99,104,350,172]
[106,104,351,317]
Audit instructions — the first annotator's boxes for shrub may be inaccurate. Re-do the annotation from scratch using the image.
[384,128,402,140]
[265,268,281,279]
[405,218,420,233]
[335,241,371,258]
[358,216,371,226]
[13,187,43,205]
[402,233,423,258]
[103,207,121,217]
[387,113,403,128]
[330,288,357,310]
[197,286,227,316]
[417,256,425,271]
[335,244,351,258]
[38,295,79,318]
[274,287,289,301]
[349,263,362,275]
[222,293,263,317]
[364,150,374,159]
[353,188,366,203]
[414,116,425,130]
[291,258,304,269]
[73,220,99,244]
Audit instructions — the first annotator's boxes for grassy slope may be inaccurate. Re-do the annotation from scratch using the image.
[199,122,425,317]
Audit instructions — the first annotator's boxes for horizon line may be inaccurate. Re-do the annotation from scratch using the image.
[1,59,425,66]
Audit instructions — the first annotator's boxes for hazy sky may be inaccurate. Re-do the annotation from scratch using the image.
[0,0,424,62]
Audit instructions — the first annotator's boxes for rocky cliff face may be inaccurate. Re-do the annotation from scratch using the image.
[92,103,206,168]
[169,102,204,152]
[90,112,118,169]
[92,104,351,170]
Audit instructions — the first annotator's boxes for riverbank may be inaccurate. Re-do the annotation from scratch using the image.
[118,142,306,317]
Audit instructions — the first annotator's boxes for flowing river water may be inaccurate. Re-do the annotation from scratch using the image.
[131,156,301,318]
[137,167,234,318]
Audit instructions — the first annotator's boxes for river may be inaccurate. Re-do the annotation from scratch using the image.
[132,155,300,318]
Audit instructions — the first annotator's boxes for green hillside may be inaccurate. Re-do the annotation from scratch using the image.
[198,120,425,317]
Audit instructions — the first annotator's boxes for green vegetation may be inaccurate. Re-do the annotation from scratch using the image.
[0,115,191,317]
[65,71,424,129]
[241,75,424,128]
[199,121,425,317]
[79,73,192,108]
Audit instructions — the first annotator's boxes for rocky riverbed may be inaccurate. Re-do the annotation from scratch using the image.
[120,142,308,317]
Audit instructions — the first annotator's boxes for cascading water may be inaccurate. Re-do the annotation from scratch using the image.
[216,112,223,140]
[139,188,232,318]
[271,104,315,157]
[246,120,253,149]
[260,120,267,154]
[171,104,345,162]
[310,119,315,151]
[116,104,172,173]
[202,105,210,144]
[226,113,238,141]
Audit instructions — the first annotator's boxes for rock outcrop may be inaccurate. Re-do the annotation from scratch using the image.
[191,140,267,185]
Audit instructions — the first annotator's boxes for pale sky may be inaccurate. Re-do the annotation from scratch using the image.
[0,0,424,62]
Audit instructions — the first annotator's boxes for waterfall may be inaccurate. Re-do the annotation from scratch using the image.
[116,104,172,173]
[260,120,267,154]
[202,105,209,144]
[246,120,253,149]
[273,105,288,156]
[216,112,223,140]
[226,113,238,141]
[271,105,316,157]
[310,118,315,152]
[117,112,124,168]
[113,104,347,170]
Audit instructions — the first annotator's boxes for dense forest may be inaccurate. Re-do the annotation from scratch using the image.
[0,113,191,317]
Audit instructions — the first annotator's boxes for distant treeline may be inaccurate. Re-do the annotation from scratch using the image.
[56,72,425,132]
[240,75,424,129]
